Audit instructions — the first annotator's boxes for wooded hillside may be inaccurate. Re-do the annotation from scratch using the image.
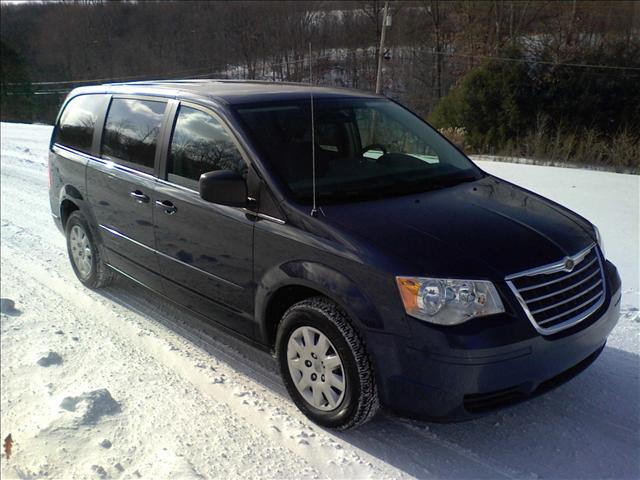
[2,1,638,170]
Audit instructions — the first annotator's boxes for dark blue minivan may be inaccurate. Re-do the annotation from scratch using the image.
[48,80,621,429]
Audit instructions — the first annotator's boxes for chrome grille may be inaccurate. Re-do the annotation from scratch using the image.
[506,245,605,335]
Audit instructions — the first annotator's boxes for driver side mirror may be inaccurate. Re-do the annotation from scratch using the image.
[199,170,247,207]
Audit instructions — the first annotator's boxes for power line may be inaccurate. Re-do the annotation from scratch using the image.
[6,53,337,87]
[7,52,342,88]
[422,51,640,71]
[15,50,639,89]
[7,64,227,87]
[174,53,343,81]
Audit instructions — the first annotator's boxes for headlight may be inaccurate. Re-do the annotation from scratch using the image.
[396,277,505,325]
[594,225,605,258]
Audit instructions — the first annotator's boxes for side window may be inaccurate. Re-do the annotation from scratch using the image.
[53,94,107,154]
[167,106,247,188]
[101,98,166,171]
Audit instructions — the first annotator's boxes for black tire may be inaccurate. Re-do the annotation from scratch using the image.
[276,296,379,430]
[65,211,115,289]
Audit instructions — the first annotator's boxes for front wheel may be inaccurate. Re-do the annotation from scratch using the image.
[65,211,115,289]
[276,297,379,430]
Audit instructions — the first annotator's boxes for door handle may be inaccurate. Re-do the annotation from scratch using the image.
[155,200,177,215]
[130,190,150,203]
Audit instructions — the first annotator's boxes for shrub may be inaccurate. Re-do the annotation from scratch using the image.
[493,125,640,174]
[430,49,532,150]
[431,42,640,172]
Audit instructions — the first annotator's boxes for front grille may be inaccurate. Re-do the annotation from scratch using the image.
[506,245,605,335]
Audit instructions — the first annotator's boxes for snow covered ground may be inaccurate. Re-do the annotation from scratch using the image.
[1,122,638,479]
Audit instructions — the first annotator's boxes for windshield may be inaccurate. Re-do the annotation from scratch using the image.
[234,98,482,204]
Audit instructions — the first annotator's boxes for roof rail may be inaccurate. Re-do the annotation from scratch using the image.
[103,78,321,88]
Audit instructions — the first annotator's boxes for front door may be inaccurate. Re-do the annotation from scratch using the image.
[87,96,168,290]
[153,103,255,336]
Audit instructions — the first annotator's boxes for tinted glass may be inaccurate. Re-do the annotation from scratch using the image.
[168,106,246,186]
[234,99,482,204]
[54,94,106,154]
[102,98,166,170]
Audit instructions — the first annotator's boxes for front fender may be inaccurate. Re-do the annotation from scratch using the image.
[255,260,387,344]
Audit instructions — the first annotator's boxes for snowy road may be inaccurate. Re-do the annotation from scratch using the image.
[1,123,638,479]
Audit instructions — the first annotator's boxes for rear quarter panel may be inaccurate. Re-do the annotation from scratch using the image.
[49,145,94,229]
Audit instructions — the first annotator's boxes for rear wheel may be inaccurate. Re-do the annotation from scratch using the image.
[276,296,379,430]
[65,211,115,288]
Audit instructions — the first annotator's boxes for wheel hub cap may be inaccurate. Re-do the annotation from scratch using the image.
[69,224,93,280]
[286,326,346,411]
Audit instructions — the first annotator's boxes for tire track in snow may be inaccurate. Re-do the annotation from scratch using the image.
[1,241,408,480]
[1,253,324,480]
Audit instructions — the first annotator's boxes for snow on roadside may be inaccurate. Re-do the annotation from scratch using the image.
[0,123,52,168]
[1,122,639,480]
[0,245,337,479]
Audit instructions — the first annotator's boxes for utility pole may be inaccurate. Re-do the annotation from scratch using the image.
[375,1,390,94]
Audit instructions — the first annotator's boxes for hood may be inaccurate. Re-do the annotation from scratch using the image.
[320,176,595,279]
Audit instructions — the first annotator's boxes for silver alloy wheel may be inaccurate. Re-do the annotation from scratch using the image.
[286,326,346,411]
[69,224,93,280]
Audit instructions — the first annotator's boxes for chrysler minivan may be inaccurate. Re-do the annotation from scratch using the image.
[49,80,621,429]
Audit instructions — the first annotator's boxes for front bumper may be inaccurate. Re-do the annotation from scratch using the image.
[367,260,622,421]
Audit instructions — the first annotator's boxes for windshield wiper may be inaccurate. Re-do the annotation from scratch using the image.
[385,173,477,193]
[309,174,480,203]
[442,174,478,186]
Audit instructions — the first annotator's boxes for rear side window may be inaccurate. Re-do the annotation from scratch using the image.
[167,106,246,188]
[54,94,107,154]
[102,98,166,171]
